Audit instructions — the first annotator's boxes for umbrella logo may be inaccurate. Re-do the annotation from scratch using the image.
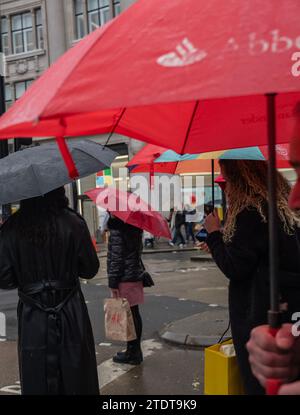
[157,37,207,68]
[275,144,289,159]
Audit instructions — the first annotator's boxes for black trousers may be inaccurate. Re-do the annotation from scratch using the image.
[128,305,143,350]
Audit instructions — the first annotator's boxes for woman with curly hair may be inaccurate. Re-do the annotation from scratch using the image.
[202,160,300,395]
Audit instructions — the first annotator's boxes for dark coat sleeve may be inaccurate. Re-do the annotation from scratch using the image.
[107,229,124,289]
[77,221,100,279]
[206,208,266,282]
[0,230,18,290]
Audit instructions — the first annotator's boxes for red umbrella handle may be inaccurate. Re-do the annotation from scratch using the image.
[56,136,79,180]
[266,327,282,395]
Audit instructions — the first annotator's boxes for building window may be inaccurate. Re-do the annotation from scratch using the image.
[12,12,34,54]
[113,1,121,17]
[5,8,44,55]
[4,84,12,110]
[35,8,44,49]
[87,0,110,33]
[75,0,85,40]
[1,17,9,55]
[75,0,121,40]
[15,79,33,100]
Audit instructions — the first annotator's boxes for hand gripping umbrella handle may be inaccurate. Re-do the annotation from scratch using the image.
[266,326,282,395]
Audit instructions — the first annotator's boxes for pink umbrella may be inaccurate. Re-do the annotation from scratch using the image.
[85,187,171,239]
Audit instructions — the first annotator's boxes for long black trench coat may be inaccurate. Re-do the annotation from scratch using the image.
[0,208,100,395]
[206,206,300,395]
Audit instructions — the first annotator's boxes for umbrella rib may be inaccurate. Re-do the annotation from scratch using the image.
[30,164,43,197]
[181,100,199,155]
[104,108,127,148]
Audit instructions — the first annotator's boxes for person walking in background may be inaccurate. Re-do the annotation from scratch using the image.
[201,159,300,395]
[0,187,100,395]
[183,204,196,244]
[107,215,144,365]
[144,230,155,249]
[167,207,175,242]
[169,209,186,248]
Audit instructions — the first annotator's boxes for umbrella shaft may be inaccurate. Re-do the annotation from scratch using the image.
[211,159,215,208]
[266,93,280,318]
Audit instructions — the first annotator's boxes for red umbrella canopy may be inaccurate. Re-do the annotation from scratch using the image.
[0,0,299,156]
[128,143,291,170]
[215,175,226,192]
[127,144,221,175]
[127,144,177,175]
[85,187,172,239]
[127,145,166,166]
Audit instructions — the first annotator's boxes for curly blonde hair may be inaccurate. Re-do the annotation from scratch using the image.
[220,160,300,243]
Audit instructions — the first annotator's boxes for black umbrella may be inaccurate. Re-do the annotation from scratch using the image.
[0,139,117,205]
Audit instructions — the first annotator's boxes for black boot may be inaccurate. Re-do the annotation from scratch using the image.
[113,342,143,365]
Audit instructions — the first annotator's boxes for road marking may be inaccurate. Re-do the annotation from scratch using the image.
[98,339,162,390]
[99,342,112,347]
[208,304,219,307]
[0,339,163,394]
[179,298,187,301]
[0,382,21,395]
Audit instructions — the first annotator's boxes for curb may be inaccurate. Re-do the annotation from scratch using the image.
[159,330,230,348]
[142,247,198,254]
[190,256,214,262]
[98,247,202,258]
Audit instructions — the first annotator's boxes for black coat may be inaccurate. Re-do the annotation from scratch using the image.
[107,217,144,289]
[0,208,100,395]
[206,207,300,395]
[174,212,185,229]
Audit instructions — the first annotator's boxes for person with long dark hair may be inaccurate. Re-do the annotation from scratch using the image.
[107,215,144,365]
[201,160,300,395]
[0,187,100,395]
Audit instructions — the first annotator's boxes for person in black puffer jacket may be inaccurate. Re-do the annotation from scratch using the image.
[107,215,144,365]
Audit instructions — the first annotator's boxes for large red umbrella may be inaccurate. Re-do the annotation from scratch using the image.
[0,0,298,393]
[0,0,299,166]
[85,187,172,239]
